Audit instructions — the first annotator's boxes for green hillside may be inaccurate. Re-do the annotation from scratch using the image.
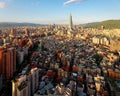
[85,20,120,29]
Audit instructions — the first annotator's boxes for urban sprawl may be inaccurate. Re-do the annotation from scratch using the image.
[0,15,120,96]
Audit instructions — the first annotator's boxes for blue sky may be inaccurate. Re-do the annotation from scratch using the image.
[0,0,120,24]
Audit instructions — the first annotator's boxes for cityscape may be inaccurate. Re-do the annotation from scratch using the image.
[0,0,120,96]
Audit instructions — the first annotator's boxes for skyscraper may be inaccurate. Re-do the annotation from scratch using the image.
[69,13,73,30]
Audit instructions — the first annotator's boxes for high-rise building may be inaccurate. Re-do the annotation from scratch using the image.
[0,47,16,79]
[0,48,6,78]
[31,67,39,94]
[0,74,2,90]
[69,13,73,30]
[67,13,76,36]
[12,75,29,96]
[17,49,24,65]
[25,28,29,36]
[10,28,16,36]
[12,67,39,96]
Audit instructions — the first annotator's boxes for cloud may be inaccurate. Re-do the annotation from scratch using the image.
[0,2,6,8]
[64,0,86,5]
[0,0,13,9]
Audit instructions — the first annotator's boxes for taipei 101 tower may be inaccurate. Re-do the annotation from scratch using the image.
[69,13,73,30]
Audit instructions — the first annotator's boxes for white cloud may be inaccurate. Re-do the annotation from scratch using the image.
[64,0,86,5]
[0,2,6,8]
[0,0,13,9]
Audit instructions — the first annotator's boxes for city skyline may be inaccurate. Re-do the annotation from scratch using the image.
[0,0,120,24]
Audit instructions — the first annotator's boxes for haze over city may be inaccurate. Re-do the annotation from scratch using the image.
[0,0,120,24]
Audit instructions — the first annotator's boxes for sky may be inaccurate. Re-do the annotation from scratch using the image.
[0,0,120,24]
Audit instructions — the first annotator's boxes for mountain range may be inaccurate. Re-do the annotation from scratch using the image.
[0,22,44,27]
[0,20,120,29]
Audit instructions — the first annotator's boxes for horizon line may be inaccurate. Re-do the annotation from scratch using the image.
[0,19,120,25]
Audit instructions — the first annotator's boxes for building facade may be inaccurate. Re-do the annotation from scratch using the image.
[0,47,16,79]
[0,74,2,90]
[12,67,39,96]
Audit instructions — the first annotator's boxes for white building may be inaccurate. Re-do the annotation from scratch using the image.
[12,67,39,96]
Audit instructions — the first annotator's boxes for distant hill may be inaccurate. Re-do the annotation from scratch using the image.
[85,20,120,29]
[0,22,44,27]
